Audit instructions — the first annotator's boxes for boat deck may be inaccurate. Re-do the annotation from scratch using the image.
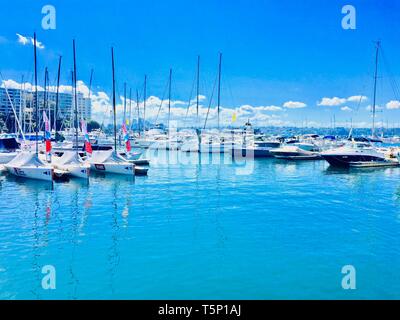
[349,161,399,168]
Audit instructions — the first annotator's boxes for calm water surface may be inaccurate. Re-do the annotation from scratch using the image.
[1,150,400,299]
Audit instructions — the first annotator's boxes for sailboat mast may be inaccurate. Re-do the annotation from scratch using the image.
[43,67,48,130]
[128,87,132,129]
[55,55,62,137]
[19,75,23,135]
[168,68,172,135]
[196,55,200,124]
[217,53,222,130]
[372,41,380,138]
[143,75,147,136]
[33,33,39,155]
[73,40,79,154]
[111,47,117,152]
[136,89,140,135]
[123,82,127,125]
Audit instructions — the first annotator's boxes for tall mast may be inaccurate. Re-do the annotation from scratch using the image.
[123,82,127,125]
[196,55,200,125]
[55,55,62,137]
[88,69,94,100]
[143,75,147,135]
[128,87,132,129]
[73,39,79,154]
[217,53,222,130]
[18,75,23,135]
[43,67,48,130]
[46,69,50,123]
[372,41,380,138]
[88,68,94,121]
[33,33,39,155]
[168,68,172,135]
[111,47,117,152]
[136,89,140,135]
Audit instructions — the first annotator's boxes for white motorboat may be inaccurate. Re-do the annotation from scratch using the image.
[270,142,322,160]
[321,140,392,168]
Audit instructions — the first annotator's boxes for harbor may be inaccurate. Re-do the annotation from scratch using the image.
[1,0,400,302]
[1,150,400,299]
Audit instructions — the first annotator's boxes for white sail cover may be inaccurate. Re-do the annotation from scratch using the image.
[6,151,48,167]
[52,151,81,166]
[90,150,127,164]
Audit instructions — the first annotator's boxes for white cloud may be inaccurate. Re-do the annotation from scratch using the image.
[283,101,307,109]
[347,95,368,103]
[317,97,346,106]
[341,106,352,112]
[318,95,368,107]
[386,100,400,110]
[365,105,383,111]
[16,33,29,45]
[16,33,45,49]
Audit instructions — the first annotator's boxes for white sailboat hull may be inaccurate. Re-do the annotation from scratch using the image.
[90,162,134,175]
[5,165,53,181]
[55,163,90,179]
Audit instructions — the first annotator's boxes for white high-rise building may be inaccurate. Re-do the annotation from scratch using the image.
[0,87,91,122]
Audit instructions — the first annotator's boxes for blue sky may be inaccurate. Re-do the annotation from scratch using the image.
[1,0,400,127]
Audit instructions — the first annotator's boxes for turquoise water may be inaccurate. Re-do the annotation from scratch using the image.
[1,150,400,299]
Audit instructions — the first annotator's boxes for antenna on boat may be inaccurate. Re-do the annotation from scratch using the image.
[372,40,380,138]
[111,47,117,153]
[55,55,62,138]
[73,39,79,155]
[217,52,222,131]
[33,32,39,156]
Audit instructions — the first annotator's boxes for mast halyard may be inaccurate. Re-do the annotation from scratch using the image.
[372,40,380,138]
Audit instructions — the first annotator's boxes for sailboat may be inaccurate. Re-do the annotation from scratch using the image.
[5,33,54,182]
[89,47,135,175]
[199,53,233,153]
[50,40,90,179]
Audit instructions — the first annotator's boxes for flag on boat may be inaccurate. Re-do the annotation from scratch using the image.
[43,111,51,153]
[81,120,93,154]
[231,112,237,123]
[122,123,131,152]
